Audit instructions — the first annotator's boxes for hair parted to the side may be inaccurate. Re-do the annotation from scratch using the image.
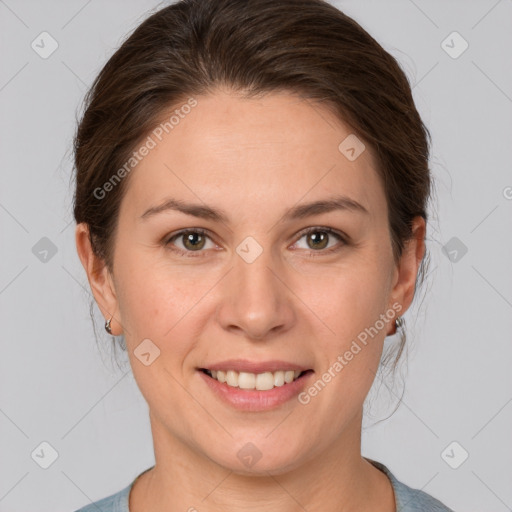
[72,0,433,372]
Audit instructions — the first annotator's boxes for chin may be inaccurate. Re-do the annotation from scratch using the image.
[203,436,309,476]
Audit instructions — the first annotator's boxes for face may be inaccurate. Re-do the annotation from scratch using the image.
[77,89,424,475]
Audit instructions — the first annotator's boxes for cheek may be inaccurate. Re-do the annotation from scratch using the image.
[298,258,390,398]
[114,255,220,371]
[302,260,390,339]
[114,253,190,332]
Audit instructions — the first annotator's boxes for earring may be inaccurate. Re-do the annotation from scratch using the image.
[389,315,403,336]
[105,316,113,335]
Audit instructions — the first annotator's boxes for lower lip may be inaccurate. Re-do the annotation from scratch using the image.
[198,370,313,412]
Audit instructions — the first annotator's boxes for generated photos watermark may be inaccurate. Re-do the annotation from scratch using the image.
[298,301,403,405]
[93,97,198,200]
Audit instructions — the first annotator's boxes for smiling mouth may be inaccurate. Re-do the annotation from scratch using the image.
[200,368,313,391]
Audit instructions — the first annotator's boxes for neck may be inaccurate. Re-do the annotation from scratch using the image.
[130,410,395,512]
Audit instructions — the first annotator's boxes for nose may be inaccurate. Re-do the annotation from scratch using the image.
[214,243,295,340]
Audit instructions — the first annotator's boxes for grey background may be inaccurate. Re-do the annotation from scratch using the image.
[0,0,511,510]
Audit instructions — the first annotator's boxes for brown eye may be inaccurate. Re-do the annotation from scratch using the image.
[164,228,215,256]
[306,231,329,250]
[292,227,347,255]
[181,232,206,251]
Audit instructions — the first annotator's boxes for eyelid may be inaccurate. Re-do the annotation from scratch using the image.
[164,227,217,251]
[289,226,348,255]
[292,225,348,243]
[164,226,348,256]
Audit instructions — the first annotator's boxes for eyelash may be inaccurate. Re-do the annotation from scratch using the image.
[163,226,348,258]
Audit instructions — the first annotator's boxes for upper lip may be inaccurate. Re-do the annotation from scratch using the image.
[199,359,312,374]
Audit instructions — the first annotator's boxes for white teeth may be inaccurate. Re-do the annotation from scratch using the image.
[206,368,305,390]
[273,370,285,387]
[238,372,256,389]
[256,372,274,391]
[226,370,238,387]
[284,370,295,384]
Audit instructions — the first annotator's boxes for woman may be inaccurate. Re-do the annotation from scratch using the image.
[73,0,453,510]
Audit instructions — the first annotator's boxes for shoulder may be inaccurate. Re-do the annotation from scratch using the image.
[368,459,455,512]
[391,477,454,511]
[73,482,131,512]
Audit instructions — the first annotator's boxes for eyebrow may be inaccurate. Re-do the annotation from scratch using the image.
[139,194,369,223]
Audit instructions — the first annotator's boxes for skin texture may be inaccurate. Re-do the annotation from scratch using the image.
[76,89,425,512]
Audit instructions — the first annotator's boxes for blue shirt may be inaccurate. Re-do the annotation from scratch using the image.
[74,459,454,511]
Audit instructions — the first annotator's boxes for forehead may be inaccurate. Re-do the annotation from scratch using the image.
[120,90,386,223]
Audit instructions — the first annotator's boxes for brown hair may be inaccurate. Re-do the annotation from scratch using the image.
[72,0,433,368]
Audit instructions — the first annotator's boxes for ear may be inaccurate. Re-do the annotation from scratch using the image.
[386,216,426,333]
[75,223,123,336]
